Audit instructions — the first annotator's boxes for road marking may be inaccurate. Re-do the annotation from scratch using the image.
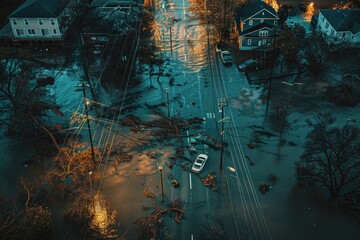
[189,173,192,190]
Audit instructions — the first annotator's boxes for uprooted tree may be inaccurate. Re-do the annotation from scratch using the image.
[134,188,186,239]
[295,112,360,210]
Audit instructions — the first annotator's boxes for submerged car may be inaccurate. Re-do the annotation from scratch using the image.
[168,175,179,188]
[191,154,208,173]
[220,51,233,66]
[238,59,258,71]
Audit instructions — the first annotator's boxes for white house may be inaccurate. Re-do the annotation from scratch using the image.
[8,0,74,40]
[316,9,360,47]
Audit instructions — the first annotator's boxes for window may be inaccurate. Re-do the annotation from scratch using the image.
[41,29,49,36]
[259,30,269,36]
[12,19,17,25]
[38,19,43,25]
[16,29,24,36]
[261,19,264,23]
[247,39,252,45]
[263,39,266,45]
[24,19,29,25]
[262,11,265,15]
[53,29,57,35]
[249,20,253,26]
[50,19,55,25]
[325,22,329,29]
[27,29,35,35]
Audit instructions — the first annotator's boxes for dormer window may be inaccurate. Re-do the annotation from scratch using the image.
[12,19,17,25]
[24,19,29,25]
[249,20,253,26]
[38,19,43,25]
[50,19,55,25]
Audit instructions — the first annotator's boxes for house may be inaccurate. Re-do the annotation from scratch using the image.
[7,0,74,40]
[316,9,360,48]
[234,0,279,50]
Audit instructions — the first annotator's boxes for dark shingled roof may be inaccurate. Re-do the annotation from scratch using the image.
[319,9,360,34]
[9,0,70,18]
[235,0,278,22]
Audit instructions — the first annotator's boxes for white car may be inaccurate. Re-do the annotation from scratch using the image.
[191,154,208,173]
[220,51,233,66]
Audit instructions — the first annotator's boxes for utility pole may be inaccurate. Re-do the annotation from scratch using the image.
[170,25,173,53]
[218,98,227,170]
[82,83,96,165]
[166,89,170,118]
[266,25,278,114]
[159,165,164,202]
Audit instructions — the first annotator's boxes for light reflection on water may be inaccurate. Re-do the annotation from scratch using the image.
[90,194,118,238]
[152,16,208,73]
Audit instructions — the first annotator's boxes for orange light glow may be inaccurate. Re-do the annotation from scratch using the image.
[265,0,279,12]
[303,2,316,22]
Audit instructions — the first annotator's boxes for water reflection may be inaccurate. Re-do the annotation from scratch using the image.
[151,12,208,73]
[90,194,118,238]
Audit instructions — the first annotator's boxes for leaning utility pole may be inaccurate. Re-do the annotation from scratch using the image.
[218,98,227,170]
[82,83,96,165]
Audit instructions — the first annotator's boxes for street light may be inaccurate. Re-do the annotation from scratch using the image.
[89,171,93,189]
[157,161,165,202]
[89,171,96,212]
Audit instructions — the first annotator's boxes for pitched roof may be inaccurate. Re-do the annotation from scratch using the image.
[9,0,70,18]
[319,9,360,34]
[235,0,278,22]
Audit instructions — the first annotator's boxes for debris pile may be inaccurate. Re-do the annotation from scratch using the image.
[202,172,217,192]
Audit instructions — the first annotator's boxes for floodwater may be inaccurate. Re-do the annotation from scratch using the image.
[1,0,359,239]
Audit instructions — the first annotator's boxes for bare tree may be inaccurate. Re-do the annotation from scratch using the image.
[296,112,360,209]
[0,59,60,139]
[0,179,55,240]
[302,33,330,75]
[47,140,102,193]
[327,74,360,107]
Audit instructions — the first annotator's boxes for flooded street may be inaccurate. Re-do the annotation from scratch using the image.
[0,0,359,239]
